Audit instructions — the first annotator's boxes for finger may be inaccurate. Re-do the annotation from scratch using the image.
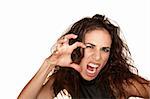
[57,38,68,44]
[70,63,81,72]
[50,50,62,61]
[60,90,65,99]
[53,50,60,55]
[64,34,77,40]
[70,42,86,52]
[56,91,63,99]
[53,97,57,99]
[53,43,63,54]
[60,89,70,99]
[62,89,71,99]
[57,34,77,45]
[63,89,68,96]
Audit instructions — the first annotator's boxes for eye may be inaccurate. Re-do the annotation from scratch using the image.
[85,45,94,49]
[85,43,95,49]
[101,47,110,52]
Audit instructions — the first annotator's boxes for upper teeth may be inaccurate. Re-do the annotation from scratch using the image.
[88,63,99,68]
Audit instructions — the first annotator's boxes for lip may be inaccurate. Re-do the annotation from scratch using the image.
[86,63,101,77]
[88,63,99,68]
[86,71,97,77]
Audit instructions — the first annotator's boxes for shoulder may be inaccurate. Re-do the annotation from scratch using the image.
[123,75,150,98]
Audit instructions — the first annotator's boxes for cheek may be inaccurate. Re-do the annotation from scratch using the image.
[104,54,110,60]
[102,54,110,64]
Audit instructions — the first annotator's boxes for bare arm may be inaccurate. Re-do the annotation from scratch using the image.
[18,34,85,99]
[17,58,56,99]
[124,77,150,98]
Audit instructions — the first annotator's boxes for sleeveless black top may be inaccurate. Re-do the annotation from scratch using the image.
[73,76,116,99]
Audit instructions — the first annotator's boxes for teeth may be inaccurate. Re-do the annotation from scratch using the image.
[87,68,96,74]
[88,63,99,68]
[86,63,99,74]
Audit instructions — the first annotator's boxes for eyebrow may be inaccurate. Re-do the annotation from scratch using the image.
[84,43,96,46]
[85,43,111,48]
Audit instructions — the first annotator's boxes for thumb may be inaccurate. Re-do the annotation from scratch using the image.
[70,63,81,72]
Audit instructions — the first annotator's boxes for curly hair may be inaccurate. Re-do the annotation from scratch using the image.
[52,14,148,98]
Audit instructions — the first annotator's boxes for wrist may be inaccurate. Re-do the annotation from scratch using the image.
[42,60,60,85]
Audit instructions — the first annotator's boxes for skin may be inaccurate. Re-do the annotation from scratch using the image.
[18,29,150,99]
[18,34,86,99]
[79,29,112,81]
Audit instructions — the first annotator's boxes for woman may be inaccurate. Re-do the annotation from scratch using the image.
[18,14,150,99]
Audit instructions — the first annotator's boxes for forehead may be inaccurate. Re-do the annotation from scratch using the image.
[84,29,112,46]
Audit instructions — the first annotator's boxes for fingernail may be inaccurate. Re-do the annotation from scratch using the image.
[64,38,67,41]
[74,35,77,38]
[55,51,59,54]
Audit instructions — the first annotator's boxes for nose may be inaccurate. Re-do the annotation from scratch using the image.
[92,49,101,61]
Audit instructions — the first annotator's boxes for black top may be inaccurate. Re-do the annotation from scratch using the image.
[76,76,116,99]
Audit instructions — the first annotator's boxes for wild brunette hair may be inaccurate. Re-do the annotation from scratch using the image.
[52,14,148,98]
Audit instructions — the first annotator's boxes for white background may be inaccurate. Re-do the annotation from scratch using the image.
[0,0,149,98]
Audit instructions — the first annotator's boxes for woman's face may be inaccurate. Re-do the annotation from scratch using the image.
[79,29,112,81]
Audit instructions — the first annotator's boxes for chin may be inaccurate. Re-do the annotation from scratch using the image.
[82,74,98,81]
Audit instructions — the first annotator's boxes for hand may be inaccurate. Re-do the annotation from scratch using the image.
[54,89,72,99]
[47,34,85,72]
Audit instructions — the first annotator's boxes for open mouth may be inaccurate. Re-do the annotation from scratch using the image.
[87,63,99,74]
